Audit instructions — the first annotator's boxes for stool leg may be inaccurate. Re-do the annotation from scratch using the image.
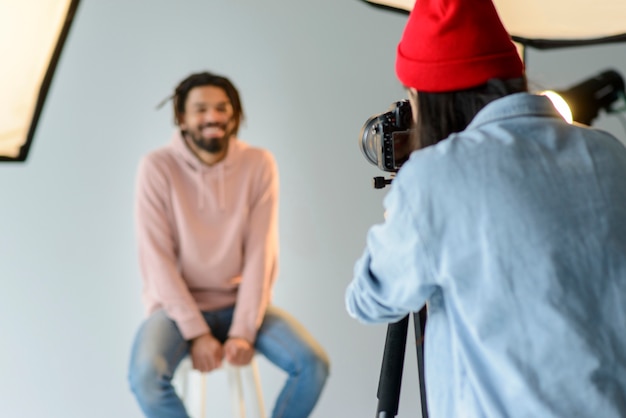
[187,369,206,418]
[174,358,206,418]
[226,362,246,417]
[242,359,266,418]
[200,373,207,418]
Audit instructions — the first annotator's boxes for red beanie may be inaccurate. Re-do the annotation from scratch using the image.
[396,0,524,92]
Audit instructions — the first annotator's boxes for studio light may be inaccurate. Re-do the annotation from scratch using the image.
[359,0,626,49]
[542,70,626,126]
[0,0,81,162]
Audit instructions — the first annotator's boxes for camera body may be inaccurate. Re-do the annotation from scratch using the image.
[359,100,414,173]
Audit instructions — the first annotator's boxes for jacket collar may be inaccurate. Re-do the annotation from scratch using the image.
[468,93,564,130]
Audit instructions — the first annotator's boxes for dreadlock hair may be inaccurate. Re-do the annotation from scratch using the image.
[413,76,527,149]
[172,71,245,135]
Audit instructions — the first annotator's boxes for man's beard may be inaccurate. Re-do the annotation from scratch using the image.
[191,135,226,154]
[185,123,231,154]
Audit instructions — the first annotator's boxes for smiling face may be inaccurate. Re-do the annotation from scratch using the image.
[178,85,237,165]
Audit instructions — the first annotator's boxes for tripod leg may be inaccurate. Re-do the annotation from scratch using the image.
[376,315,409,418]
[413,307,428,418]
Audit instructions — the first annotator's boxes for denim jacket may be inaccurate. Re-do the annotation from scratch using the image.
[346,93,626,417]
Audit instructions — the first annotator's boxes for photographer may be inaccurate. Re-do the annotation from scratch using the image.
[346,0,626,417]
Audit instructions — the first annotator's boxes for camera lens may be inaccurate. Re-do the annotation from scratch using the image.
[359,115,383,167]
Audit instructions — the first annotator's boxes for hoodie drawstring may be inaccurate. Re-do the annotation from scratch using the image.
[197,171,205,210]
[197,167,226,211]
[218,164,226,211]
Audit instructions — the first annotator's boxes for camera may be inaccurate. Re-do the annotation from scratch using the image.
[359,100,414,175]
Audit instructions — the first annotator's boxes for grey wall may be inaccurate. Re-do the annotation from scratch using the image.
[1,1,625,417]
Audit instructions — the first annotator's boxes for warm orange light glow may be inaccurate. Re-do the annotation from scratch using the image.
[540,91,574,124]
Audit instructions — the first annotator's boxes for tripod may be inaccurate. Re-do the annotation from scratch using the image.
[375,307,428,418]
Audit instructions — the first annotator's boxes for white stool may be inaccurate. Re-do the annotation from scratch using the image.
[173,356,266,418]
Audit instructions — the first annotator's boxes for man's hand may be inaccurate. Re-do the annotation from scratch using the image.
[189,333,223,372]
[224,337,254,366]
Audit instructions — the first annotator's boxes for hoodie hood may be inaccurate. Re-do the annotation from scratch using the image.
[170,129,245,210]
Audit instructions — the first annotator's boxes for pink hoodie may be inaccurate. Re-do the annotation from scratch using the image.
[134,131,279,342]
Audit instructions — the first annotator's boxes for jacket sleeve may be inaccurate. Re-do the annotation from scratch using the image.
[228,152,279,343]
[346,180,437,324]
[135,155,210,340]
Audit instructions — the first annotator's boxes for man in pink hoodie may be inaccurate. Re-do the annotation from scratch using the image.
[128,71,329,418]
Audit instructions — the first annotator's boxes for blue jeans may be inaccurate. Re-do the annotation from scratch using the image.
[128,305,329,418]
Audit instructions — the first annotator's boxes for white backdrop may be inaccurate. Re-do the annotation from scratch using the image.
[1,1,625,417]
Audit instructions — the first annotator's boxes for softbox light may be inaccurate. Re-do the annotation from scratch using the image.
[361,0,626,49]
[0,0,81,162]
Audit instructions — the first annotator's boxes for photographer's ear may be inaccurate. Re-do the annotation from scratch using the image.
[407,88,418,123]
